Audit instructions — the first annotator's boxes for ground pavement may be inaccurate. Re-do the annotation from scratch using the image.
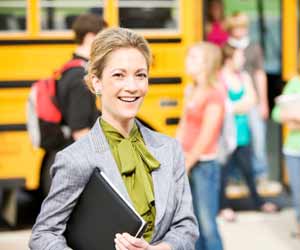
[0,208,299,250]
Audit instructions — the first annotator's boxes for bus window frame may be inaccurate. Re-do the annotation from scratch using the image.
[117,0,181,34]
[0,0,28,37]
[0,0,186,41]
[39,0,105,33]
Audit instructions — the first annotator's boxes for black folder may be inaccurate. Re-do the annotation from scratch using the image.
[64,168,147,250]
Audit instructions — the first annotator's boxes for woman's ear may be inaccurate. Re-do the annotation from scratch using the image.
[91,74,102,94]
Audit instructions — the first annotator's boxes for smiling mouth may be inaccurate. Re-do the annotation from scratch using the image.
[118,97,140,103]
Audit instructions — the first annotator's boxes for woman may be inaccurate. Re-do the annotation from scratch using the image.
[272,76,300,237]
[29,28,198,250]
[219,43,276,220]
[176,42,225,250]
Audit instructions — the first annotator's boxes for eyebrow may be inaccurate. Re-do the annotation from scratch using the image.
[110,68,147,73]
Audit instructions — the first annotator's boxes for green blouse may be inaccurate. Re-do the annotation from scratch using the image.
[100,119,160,242]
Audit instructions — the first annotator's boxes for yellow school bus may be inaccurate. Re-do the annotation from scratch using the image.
[0,0,297,224]
[0,0,202,209]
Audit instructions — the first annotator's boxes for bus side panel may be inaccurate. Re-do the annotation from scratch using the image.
[0,131,44,190]
[0,44,75,80]
[139,84,184,137]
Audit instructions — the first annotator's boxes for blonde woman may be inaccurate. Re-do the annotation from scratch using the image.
[177,42,225,250]
[29,28,198,250]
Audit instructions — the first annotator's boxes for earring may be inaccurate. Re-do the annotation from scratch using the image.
[95,89,101,96]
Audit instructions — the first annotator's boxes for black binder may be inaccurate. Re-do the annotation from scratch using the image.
[64,168,147,250]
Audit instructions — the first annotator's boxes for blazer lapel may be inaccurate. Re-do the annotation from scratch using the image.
[88,119,132,205]
[138,122,172,227]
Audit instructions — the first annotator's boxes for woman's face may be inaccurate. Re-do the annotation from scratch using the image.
[231,26,248,40]
[185,47,206,78]
[92,47,148,123]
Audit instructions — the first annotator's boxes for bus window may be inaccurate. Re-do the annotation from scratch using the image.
[119,0,179,30]
[0,0,26,31]
[40,0,103,30]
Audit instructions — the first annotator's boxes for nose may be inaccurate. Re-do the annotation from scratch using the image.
[124,76,138,92]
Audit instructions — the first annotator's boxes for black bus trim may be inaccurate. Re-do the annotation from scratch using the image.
[0,124,27,131]
[0,38,181,46]
[0,77,181,88]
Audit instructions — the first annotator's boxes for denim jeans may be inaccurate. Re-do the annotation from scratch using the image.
[284,154,300,223]
[220,145,264,209]
[249,107,269,178]
[190,160,223,250]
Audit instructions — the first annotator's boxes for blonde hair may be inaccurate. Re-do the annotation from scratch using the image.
[226,12,249,32]
[85,27,151,93]
[188,42,222,87]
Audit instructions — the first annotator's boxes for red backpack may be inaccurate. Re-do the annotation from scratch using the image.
[26,59,85,150]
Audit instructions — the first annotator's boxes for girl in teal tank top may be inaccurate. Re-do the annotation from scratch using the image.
[228,86,251,146]
[219,44,278,221]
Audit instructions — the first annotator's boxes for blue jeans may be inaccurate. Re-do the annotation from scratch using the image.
[284,154,300,223]
[190,160,223,250]
[249,107,269,178]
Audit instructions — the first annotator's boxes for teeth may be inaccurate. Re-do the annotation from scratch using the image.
[119,97,138,102]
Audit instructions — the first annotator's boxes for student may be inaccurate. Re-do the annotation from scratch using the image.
[205,0,228,47]
[272,76,300,238]
[219,43,277,220]
[56,13,106,145]
[176,42,224,250]
[226,12,270,183]
[29,27,198,250]
[40,13,106,195]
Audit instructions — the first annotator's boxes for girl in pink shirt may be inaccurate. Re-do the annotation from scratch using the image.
[176,42,224,250]
[205,0,228,47]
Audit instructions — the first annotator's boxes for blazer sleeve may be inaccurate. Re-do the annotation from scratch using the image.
[161,140,199,250]
[29,151,88,250]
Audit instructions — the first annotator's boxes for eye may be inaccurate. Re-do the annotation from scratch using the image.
[112,73,124,79]
[136,73,148,80]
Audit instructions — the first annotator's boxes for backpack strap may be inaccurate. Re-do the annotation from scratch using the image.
[54,59,85,79]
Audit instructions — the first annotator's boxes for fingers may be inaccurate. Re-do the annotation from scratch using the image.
[115,233,130,250]
[114,233,149,250]
[123,233,145,247]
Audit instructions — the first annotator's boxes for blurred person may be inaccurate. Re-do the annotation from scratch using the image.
[56,13,106,145]
[176,42,225,250]
[219,43,277,221]
[226,12,271,184]
[38,13,107,195]
[272,76,300,238]
[29,27,198,250]
[205,0,228,47]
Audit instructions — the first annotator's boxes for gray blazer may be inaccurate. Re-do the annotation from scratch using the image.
[29,119,199,250]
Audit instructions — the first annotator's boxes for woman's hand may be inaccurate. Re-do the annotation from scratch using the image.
[281,109,300,122]
[287,120,300,131]
[115,233,149,250]
[114,233,172,250]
